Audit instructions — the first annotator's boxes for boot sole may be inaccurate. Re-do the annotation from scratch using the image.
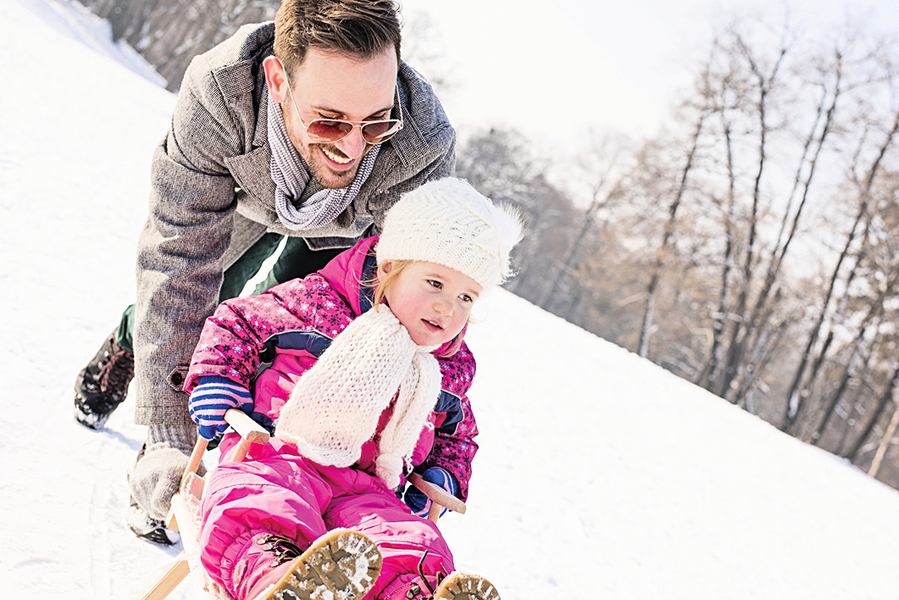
[255,529,382,600]
[74,404,112,429]
[435,572,501,600]
[124,499,178,546]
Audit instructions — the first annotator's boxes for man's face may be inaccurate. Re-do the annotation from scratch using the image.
[274,47,399,190]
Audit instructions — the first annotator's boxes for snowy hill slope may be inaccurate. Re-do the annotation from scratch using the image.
[2,1,899,599]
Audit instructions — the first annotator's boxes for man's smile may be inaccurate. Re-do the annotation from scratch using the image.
[321,145,353,166]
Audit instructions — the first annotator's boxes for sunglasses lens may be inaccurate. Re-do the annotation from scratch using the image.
[306,120,354,142]
[360,120,402,143]
[305,119,402,144]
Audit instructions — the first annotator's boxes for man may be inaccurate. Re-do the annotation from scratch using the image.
[73,0,454,543]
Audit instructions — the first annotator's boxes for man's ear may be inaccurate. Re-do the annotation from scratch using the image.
[263,56,288,103]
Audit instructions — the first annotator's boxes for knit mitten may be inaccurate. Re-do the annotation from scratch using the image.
[129,422,204,521]
[404,466,459,519]
[276,306,441,488]
[188,376,254,440]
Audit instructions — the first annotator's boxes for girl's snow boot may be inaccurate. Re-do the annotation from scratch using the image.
[430,572,501,600]
[388,571,501,600]
[242,529,382,600]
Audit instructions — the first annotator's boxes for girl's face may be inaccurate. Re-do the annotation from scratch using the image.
[377,260,483,346]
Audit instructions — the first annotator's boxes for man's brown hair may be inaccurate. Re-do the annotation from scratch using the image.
[274,0,402,78]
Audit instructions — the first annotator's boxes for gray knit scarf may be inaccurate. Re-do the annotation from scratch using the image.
[267,93,380,231]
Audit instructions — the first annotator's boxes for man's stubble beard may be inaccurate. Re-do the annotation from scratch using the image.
[303,142,364,190]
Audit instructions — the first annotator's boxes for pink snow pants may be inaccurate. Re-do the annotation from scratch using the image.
[198,438,454,600]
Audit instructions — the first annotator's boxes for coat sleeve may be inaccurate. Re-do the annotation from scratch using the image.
[133,54,260,427]
[184,275,352,393]
[419,344,479,502]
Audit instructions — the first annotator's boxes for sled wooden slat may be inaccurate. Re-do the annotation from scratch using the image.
[407,472,467,518]
[139,555,190,600]
[225,408,271,442]
[224,409,271,462]
[182,437,208,483]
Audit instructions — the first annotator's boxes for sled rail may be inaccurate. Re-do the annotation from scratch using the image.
[139,409,268,600]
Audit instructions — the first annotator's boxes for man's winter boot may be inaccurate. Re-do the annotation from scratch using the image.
[73,330,135,429]
[241,530,382,600]
[125,495,179,546]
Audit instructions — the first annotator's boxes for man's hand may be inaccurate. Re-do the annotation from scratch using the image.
[129,423,204,521]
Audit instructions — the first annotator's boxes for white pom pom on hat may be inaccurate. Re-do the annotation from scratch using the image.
[376,177,524,290]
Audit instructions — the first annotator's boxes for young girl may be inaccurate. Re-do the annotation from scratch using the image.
[184,178,522,600]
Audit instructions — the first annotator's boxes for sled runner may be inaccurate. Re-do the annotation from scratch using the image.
[138,408,466,600]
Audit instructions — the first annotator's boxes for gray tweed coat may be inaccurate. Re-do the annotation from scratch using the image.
[133,22,455,426]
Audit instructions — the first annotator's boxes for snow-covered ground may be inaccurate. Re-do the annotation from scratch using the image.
[3,1,899,599]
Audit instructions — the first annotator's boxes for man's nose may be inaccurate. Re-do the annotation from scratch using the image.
[336,125,367,159]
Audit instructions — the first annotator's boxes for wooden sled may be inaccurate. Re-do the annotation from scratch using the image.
[138,408,466,600]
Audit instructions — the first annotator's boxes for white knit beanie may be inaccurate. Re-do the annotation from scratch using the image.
[376,178,524,291]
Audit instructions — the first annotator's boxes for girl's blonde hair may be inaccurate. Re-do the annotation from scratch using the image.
[370,259,466,357]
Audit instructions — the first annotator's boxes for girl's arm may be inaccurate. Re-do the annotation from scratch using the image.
[417,343,479,501]
[183,275,345,393]
[421,392,479,502]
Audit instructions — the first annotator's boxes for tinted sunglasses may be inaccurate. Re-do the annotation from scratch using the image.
[283,70,404,145]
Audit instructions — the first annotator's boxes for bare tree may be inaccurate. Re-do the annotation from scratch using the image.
[399,10,458,96]
[828,174,899,454]
[842,361,899,463]
[541,133,631,312]
[695,40,746,391]
[637,109,708,358]
[811,303,889,445]
[782,104,899,432]
[731,46,846,407]
[715,26,792,399]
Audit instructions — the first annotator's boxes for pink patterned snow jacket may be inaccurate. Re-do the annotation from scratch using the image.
[183,236,479,500]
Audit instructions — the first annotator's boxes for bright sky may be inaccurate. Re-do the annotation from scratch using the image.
[402,0,899,144]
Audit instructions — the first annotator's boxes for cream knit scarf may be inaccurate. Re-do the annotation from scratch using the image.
[275,306,441,489]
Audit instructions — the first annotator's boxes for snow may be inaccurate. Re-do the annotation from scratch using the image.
[3,0,899,598]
